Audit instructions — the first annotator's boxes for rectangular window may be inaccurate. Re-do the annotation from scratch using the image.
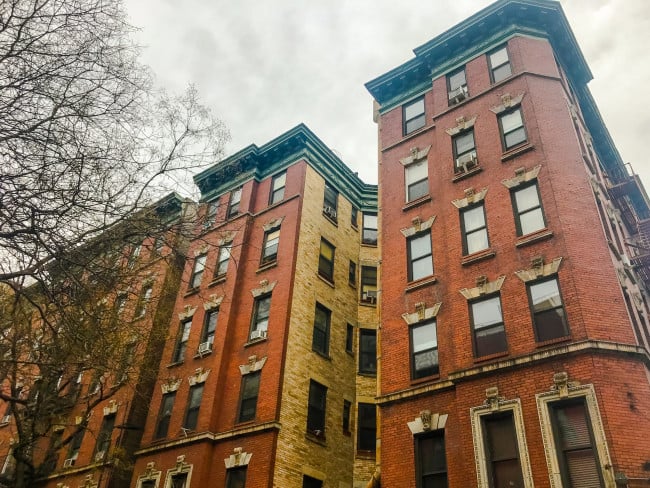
[351,207,358,228]
[307,380,327,436]
[461,204,489,255]
[357,403,376,452]
[403,97,425,135]
[227,187,242,219]
[184,384,204,430]
[172,319,192,363]
[250,295,271,340]
[261,227,280,265]
[362,213,378,245]
[488,45,512,83]
[318,238,335,282]
[200,309,218,349]
[312,303,331,356]
[348,260,357,287]
[238,371,260,422]
[215,243,232,278]
[416,430,448,488]
[528,277,569,342]
[471,296,508,357]
[134,285,152,319]
[323,181,338,221]
[360,266,377,304]
[498,107,527,150]
[141,480,156,488]
[342,400,351,433]
[482,412,525,488]
[359,329,377,375]
[303,475,323,488]
[408,232,433,282]
[95,414,115,457]
[155,392,176,439]
[345,323,354,354]
[204,199,220,228]
[269,171,286,205]
[226,467,247,488]
[127,243,141,269]
[512,183,546,236]
[170,473,188,488]
[405,160,429,202]
[410,320,439,379]
[549,399,603,488]
[68,429,84,460]
[453,129,477,173]
[189,253,207,289]
[447,67,468,105]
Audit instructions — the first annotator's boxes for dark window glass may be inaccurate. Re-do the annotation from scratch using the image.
[410,320,439,379]
[183,384,204,430]
[270,171,286,205]
[357,403,376,452]
[250,295,271,339]
[307,380,327,436]
[95,414,115,457]
[170,473,187,488]
[416,430,448,488]
[141,481,156,488]
[351,207,358,227]
[453,129,477,173]
[404,97,425,134]
[528,278,569,342]
[362,213,378,245]
[172,319,192,363]
[488,45,512,83]
[238,371,260,422]
[318,238,335,282]
[498,108,527,150]
[482,412,525,488]
[226,467,247,488]
[512,183,546,236]
[155,392,176,439]
[360,266,377,304]
[359,329,377,375]
[408,232,433,282]
[447,67,468,105]
[348,260,357,286]
[461,204,489,255]
[190,254,207,289]
[471,296,508,357]
[342,400,351,433]
[201,309,218,349]
[312,303,331,356]
[68,429,84,459]
[261,227,280,264]
[406,160,429,202]
[215,243,232,277]
[134,285,152,319]
[303,475,323,488]
[204,199,220,228]
[227,187,242,219]
[323,182,338,221]
[345,323,354,354]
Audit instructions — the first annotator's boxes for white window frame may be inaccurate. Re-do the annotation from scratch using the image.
[164,459,193,488]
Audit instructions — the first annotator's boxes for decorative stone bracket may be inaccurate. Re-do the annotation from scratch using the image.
[224,447,252,468]
[501,165,542,189]
[490,92,525,114]
[400,215,436,237]
[188,368,210,386]
[161,376,182,394]
[400,145,431,166]
[459,275,506,300]
[402,302,442,324]
[445,115,477,136]
[251,280,277,298]
[514,256,562,282]
[239,355,267,375]
[452,187,488,209]
[103,399,118,416]
[178,305,198,320]
[204,294,224,311]
[407,410,448,435]
[263,216,284,231]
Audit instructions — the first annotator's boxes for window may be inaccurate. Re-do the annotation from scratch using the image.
[488,45,512,83]
[226,467,247,488]
[403,97,425,135]
[269,171,286,205]
[470,296,508,357]
[360,266,377,304]
[215,243,232,278]
[348,260,357,287]
[461,204,489,255]
[447,67,468,105]
[184,384,204,430]
[359,329,376,375]
[155,392,176,439]
[416,430,448,488]
[511,183,546,236]
[351,207,358,228]
[141,480,156,488]
[127,243,141,269]
[201,309,218,349]
[357,403,376,452]
[323,181,338,221]
[405,160,429,202]
[528,277,569,342]
[238,371,260,422]
[498,107,527,150]
[172,319,192,363]
[407,232,433,282]
[482,412,525,488]
[189,253,207,289]
[134,285,152,318]
[95,414,115,458]
[204,199,220,228]
[261,227,280,265]
[342,400,351,433]
[170,473,188,488]
[410,320,439,379]
[115,294,127,315]
[312,303,331,356]
[318,238,335,282]
[227,187,242,219]
[453,129,477,173]
[153,236,165,255]
[549,399,603,488]
[362,213,378,245]
[250,295,271,340]
[68,429,84,461]
[303,475,323,488]
[307,380,327,436]
[345,323,354,354]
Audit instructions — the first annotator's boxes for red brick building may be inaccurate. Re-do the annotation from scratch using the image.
[365,1,650,487]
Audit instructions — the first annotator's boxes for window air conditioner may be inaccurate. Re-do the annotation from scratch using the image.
[456,152,478,173]
[94,451,106,462]
[323,206,337,220]
[250,329,267,340]
[448,85,468,104]
[197,341,212,355]
[0,415,9,424]
[63,458,76,468]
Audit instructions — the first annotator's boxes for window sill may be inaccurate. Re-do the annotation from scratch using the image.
[535,335,572,347]
[410,373,440,386]
[452,165,482,183]
[402,194,432,212]
[257,260,277,273]
[342,429,351,437]
[348,282,357,289]
[312,350,332,361]
[461,248,496,266]
[473,350,510,363]
[357,371,377,378]
[235,419,256,427]
[501,143,534,162]
[351,224,359,232]
[359,300,377,308]
[305,431,327,445]
[317,273,335,288]
[184,287,200,297]
[208,275,226,287]
[515,228,553,247]
[322,212,338,226]
[193,350,212,359]
[356,450,376,460]
[361,242,378,248]
[244,336,268,347]
[166,361,184,369]
[405,275,437,292]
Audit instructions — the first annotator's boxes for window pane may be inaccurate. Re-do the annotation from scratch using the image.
[226,468,247,488]
[412,257,434,281]
[505,128,526,148]
[463,206,485,232]
[519,208,544,235]
[413,322,437,352]
[535,308,568,342]
[472,297,502,329]
[490,47,509,67]
[405,98,424,120]
[359,330,377,374]
[466,229,489,255]
[448,69,466,90]
[501,110,523,133]
[406,160,427,184]
[530,280,561,312]
[410,234,431,259]
[493,63,512,83]
[406,115,426,134]
[408,179,429,201]
[475,324,507,357]
[414,349,439,377]
[454,131,475,155]
[419,432,447,474]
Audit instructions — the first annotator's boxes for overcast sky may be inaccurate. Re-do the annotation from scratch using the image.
[124,0,650,193]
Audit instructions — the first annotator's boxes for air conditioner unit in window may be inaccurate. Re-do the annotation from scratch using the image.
[94,451,106,462]
[323,206,337,220]
[362,291,378,304]
[448,85,468,104]
[0,415,10,424]
[250,329,267,340]
[63,457,76,468]
[456,152,478,173]
[197,341,212,355]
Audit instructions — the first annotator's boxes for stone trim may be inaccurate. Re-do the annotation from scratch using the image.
[501,165,542,189]
[451,187,488,209]
[402,302,442,325]
[407,410,448,435]
[203,294,224,311]
[224,447,252,469]
[178,305,197,321]
[217,231,236,246]
[161,377,182,394]
[164,455,193,488]
[136,462,162,488]
[193,244,209,257]
[536,374,615,488]
[445,115,477,136]
[188,368,210,386]
[400,215,436,237]
[514,256,562,283]
[102,400,118,416]
[490,92,525,114]
[262,216,284,232]
[399,145,431,166]
[239,355,267,375]
[470,389,534,488]
[459,275,506,300]
[251,279,277,298]
[80,475,99,488]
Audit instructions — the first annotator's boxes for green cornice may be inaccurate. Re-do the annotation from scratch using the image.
[193,124,378,211]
